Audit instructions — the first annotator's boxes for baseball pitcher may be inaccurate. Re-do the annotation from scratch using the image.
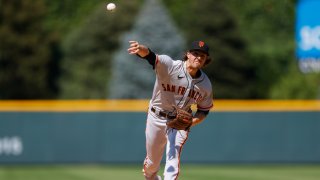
[128,40,214,180]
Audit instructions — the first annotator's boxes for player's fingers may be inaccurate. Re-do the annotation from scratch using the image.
[128,41,136,46]
[127,49,136,54]
[127,46,139,52]
[128,48,139,54]
[127,46,136,51]
[132,49,140,54]
[128,41,139,47]
[127,42,140,54]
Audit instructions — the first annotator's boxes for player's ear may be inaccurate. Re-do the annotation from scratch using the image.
[186,51,192,57]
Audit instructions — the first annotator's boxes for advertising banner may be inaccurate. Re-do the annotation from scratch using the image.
[296,0,320,73]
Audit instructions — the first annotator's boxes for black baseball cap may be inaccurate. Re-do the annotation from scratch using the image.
[189,41,210,56]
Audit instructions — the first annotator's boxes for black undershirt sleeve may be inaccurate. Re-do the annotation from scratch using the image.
[137,48,156,69]
[196,109,210,116]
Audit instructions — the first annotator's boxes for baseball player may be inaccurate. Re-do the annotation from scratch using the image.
[128,40,213,180]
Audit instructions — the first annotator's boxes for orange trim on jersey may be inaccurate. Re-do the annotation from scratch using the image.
[175,130,189,180]
[143,157,148,177]
[155,55,159,67]
[197,103,213,110]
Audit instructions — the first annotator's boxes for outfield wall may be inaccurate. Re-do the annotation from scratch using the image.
[0,100,319,164]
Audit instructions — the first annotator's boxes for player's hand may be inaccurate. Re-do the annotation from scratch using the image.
[128,41,150,57]
[128,41,140,54]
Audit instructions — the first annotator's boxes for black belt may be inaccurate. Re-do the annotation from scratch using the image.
[151,107,176,119]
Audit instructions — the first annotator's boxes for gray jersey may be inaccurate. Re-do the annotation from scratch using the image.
[150,54,213,113]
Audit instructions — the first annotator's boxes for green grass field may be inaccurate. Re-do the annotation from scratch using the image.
[1,164,320,180]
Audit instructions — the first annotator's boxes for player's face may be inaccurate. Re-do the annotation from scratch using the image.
[187,50,207,69]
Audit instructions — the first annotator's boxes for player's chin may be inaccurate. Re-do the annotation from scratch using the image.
[193,62,203,68]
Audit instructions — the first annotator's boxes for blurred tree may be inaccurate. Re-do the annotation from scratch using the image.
[0,0,59,99]
[108,0,185,98]
[59,0,141,99]
[44,0,102,36]
[163,0,256,99]
[225,0,305,98]
[270,63,320,99]
[164,0,320,99]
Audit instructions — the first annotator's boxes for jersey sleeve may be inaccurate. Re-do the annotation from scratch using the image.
[154,54,175,75]
[197,89,214,111]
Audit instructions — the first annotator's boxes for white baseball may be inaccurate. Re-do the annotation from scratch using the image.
[106,3,116,11]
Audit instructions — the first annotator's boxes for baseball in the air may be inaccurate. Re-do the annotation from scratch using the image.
[106,3,116,12]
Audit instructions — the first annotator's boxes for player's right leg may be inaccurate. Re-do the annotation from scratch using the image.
[163,128,189,180]
[143,113,167,180]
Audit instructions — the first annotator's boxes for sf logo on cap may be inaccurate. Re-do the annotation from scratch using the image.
[198,41,205,47]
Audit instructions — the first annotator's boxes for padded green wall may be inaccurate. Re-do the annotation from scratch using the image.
[0,111,319,163]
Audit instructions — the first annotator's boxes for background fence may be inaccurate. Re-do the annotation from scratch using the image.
[0,100,319,164]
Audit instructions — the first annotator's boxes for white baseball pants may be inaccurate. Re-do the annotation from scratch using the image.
[143,111,189,180]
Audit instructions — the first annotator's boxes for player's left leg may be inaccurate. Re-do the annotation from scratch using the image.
[163,128,189,180]
[143,114,167,180]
